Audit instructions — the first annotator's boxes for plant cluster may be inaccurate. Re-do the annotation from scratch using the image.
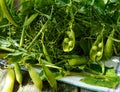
[0,0,120,91]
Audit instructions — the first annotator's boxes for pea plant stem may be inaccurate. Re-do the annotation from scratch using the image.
[35,63,62,71]
[69,5,74,23]
[45,64,62,70]
[0,47,15,52]
[26,20,49,50]
[19,16,27,47]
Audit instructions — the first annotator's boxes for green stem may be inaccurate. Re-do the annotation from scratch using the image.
[36,59,62,70]
[70,6,74,23]
[45,64,62,70]
[35,63,62,71]
[26,20,49,50]
[0,47,15,52]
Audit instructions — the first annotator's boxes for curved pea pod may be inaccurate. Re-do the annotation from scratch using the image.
[0,0,18,27]
[104,28,115,60]
[68,55,88,66]
[14,63,23,86]
[2,68,15,92]
[24,13,38,26]
[42,64,57,91]
[90,30,104,62]
[62,29,75,52]
[26,64,43,91]
[42,42,52,63]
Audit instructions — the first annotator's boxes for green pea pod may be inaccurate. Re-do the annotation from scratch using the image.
[24,13,38,26]
[0,0,18,27]
[43,64,57,91]
[26,64,43,91]
[90,29,104,62]
[68,55,88,66]
[62,29,75,52]
[104,28,115,60]
[42,42,52,63]
[2,68,15,92]
[14,63,23,86]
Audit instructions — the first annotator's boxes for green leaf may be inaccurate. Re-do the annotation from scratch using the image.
[80,76,120,88]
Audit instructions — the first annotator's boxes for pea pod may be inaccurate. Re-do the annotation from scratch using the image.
[26,64,43,91]
[68,55,88,66]
[0,0,18,27]
[104,28,115,60]
[43,64,57,91]
[14,63,23,86]
[42,42,52,63]
[2,68,15,92]
[62,29,75,52]
[90,29,104,62]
